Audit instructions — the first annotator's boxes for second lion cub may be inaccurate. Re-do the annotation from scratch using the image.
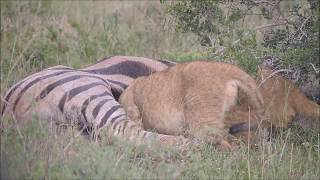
[119,61,264,149]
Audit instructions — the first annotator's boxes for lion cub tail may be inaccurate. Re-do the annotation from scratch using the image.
[234,76,265,120]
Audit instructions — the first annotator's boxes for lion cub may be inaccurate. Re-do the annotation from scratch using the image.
[225,66,320,144]
[119,61,264,149]
[258,67,319,127]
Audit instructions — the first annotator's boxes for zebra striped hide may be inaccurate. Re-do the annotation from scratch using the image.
[1,56,194,147]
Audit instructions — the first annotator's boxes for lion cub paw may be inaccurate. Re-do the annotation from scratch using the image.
[207,135,233,151]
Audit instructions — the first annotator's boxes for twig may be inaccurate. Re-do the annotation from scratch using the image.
[247,107,251,180]
[279,130,290,163]
[298,16,311,40]
[255,21,288,31]
[310,63,319,74]
[258,69,293,87]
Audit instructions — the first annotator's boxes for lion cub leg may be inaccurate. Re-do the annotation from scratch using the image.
[184,81,240,150]
[206,80,239,150]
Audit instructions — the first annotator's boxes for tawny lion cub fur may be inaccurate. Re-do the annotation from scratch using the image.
[119,61,264,149]
[224,66,320,145]
[258,67,320,127]
[226,66,320,129]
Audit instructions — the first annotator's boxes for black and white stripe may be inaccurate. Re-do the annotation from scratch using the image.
[1,56,189,146]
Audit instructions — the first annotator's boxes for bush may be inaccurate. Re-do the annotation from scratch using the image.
[164,0,319,100]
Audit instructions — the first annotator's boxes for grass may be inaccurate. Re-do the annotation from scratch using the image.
[1,116,319,179]
[1,1,319,179]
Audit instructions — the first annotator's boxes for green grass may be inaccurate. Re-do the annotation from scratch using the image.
[1,116,319,179]
[1,1,319,179]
